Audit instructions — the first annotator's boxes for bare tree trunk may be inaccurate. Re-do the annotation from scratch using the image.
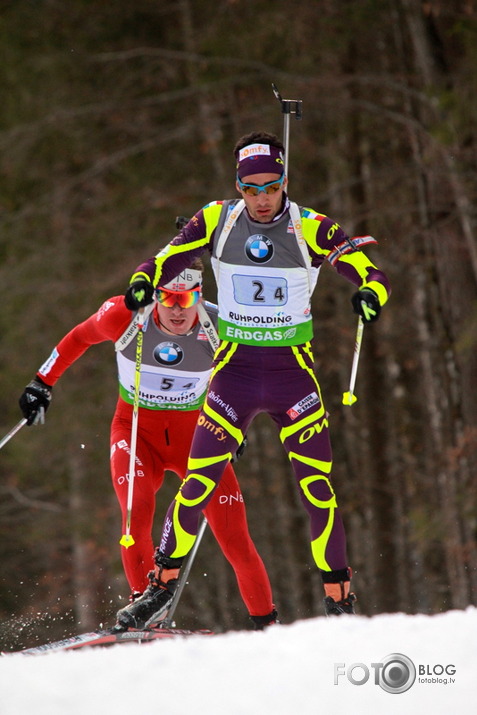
[69,450,98,631]
[397,0,477,609]
[178,0,226,182]
[400,0,477,283]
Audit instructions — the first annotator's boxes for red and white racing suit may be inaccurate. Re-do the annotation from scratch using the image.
[36,295,273,617]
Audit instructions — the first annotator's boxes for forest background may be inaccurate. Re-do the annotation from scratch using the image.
[1,0,476,649]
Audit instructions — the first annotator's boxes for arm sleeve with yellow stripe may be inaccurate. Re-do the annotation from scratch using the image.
[301,212,391,306]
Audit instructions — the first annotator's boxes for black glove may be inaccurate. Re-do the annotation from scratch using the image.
[124,278,154,311]
[351,288,381,323]
[231,435,248,463]
[19,377,53,426]
[175,215,191,230]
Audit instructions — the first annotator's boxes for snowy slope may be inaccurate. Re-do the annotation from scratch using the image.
[0,608,474,715]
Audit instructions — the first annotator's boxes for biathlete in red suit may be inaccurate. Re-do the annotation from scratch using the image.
[18,263,275,628]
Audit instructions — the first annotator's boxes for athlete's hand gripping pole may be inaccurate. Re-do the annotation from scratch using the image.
[342,317,364,406]
[119,307,148,548]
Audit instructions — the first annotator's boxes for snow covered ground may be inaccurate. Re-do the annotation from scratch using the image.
[0,607,474,715]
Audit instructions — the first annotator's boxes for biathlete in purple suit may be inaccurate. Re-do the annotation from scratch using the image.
[116,130,391,630]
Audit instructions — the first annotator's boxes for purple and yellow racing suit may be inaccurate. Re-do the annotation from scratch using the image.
[131,196,391,575]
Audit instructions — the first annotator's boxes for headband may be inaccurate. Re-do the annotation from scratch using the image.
[160,268,202,292]
[236,143,285,179]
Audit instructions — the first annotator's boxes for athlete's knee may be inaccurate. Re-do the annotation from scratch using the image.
[298,474,338,519]
[176,471,221,510]
[217,529,257,565]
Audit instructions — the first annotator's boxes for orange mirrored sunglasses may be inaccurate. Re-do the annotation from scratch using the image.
[156,288,201,308]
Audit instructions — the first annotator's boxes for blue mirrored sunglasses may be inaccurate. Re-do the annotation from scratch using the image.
[236,174,285,196]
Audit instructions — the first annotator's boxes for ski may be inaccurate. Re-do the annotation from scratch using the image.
[7,626,213,656]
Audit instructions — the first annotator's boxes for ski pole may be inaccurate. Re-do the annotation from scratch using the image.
[271,83,302,179]
[160,516,209,628]
[119,307,147,548]
[342,316,364,406]
[0,418,27,451]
